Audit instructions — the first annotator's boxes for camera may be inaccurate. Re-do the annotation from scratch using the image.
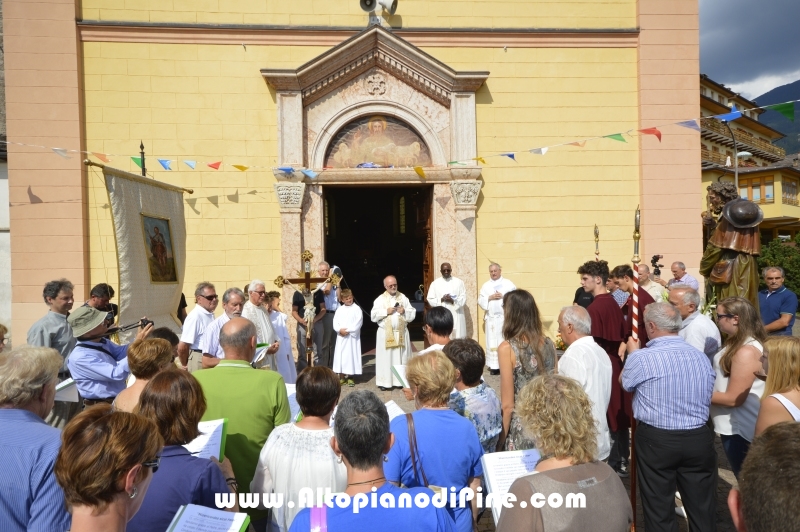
[651,255,664,278]
[140,318,155,328]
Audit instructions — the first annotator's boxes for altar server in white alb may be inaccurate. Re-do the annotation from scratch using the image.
[371,276,416,391]
[268,291,297,384]
[478,262,517,374]
[333,289,363,387]
[427,262,467,339]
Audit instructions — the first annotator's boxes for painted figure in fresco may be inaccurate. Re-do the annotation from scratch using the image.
[699,181,763,311]
[331,115,425,168]
[148,226,168,272]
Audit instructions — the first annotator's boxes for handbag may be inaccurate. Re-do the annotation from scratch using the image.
[710,258,734,285]
[406,414,445,493]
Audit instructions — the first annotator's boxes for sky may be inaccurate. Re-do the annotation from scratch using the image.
[700,0,800,99]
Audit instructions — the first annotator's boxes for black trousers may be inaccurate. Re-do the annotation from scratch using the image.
[635,422,717,532]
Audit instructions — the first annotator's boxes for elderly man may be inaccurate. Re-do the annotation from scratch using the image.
[193,318,290,532]
[371,275,416,390]
[67,306,152,407]
[758,266,798,336]
[656,261,700,291]
[318,261,340,369]
[668,284,721,361]
[638,264,664,302]
[556,305,612,461]
[427,262,467,339]
[622,303,717,532]
[201,287,246,368]
[0,346,71,531]
[177,282,218,372]
[27,278,79,428]
[241,280,280,369]
[478,262,516,374]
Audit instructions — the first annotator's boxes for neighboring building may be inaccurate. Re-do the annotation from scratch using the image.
[5,1,703,342]
[700,75,800,243]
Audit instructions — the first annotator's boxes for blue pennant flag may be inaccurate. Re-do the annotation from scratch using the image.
[277,166,295,173]
[676,120,701,131]
[715,104,742,122]
[184,160,196,169]
[157,159,172,170]
[301,169,319,179]
[501,153,516,161]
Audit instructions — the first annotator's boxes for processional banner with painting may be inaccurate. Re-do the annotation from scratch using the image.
[103,166,188,342]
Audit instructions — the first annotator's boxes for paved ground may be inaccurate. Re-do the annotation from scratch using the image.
[339,343,738,531]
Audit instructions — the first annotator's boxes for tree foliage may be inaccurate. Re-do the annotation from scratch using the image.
[757,237,800,293]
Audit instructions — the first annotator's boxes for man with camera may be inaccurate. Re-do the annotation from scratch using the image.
[655,260,700,291]
[66,306,153,408]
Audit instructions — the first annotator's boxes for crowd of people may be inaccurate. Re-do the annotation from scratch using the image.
[1,255,800,532]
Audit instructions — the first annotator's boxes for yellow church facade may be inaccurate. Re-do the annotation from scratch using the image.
[6,0,702,342]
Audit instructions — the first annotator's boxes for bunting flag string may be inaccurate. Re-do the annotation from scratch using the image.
[413,166,426,179]
[207,161,222,170]
[604,133,627,143]
[184,160,197,169]
[157,159,172,170]
[638,127,662,142]
[766,102,795,122]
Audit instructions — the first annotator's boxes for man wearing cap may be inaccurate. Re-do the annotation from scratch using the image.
[700,181,763,310]
[66,306,153,408]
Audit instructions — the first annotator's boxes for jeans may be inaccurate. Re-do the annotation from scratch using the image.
[720,433,750,478]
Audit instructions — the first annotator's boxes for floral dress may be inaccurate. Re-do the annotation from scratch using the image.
[449,382,503,453]
[504,337,557,451]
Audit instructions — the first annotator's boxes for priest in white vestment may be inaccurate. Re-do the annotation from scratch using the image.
[371,275,416,390]
[242,279,279,370]
[426,262,467,339]
[269,292,297,384]
[333,289,363,383]
[477,262,517,372]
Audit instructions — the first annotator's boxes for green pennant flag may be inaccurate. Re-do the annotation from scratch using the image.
[766,102,795,122]
[131,157,143,168]
[604,133,627,143]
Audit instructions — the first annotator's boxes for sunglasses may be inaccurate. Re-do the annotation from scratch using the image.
[142,455,161,474]
[198,294,218,301]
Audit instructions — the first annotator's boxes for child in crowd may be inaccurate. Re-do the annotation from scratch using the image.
[332,289,363,387]
[268,291,297,385]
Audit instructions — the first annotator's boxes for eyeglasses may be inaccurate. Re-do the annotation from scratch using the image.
[198,294,218,301]
[252,291,267,296]
[142,456,161,474]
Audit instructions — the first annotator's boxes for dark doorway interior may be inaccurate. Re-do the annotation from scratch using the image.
[324,186,432,352]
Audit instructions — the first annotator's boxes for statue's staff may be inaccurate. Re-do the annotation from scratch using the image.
[594,225,600,261]
[630,206,641,531]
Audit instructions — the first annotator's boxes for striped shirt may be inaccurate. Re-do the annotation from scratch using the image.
[622,335,715,430]
[0,409,71,531]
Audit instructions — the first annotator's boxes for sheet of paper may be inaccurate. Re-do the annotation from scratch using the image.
[183,419,226,461]
[481,449,541,524]
[285,383,301,422]
[55,378,79,402]
[167,504,249,532]
[391,365,409,388]
[384,400,407,422]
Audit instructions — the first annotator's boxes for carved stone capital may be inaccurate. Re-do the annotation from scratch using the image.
[450,180,481,207]
[274,182,306,211]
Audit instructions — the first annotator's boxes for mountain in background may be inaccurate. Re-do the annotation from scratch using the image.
[756,79,800,155]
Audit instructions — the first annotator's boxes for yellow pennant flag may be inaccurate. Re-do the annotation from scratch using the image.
[232,165,249,172]
[473,157,487,165]
[414,166,426,179]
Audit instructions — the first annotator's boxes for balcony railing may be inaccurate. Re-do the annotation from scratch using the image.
[701,118,786,159]
[701,149,728,166]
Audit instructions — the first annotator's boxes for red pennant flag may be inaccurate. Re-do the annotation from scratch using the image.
[638,127,662,142]
[207,161,222,170]
[91,152,111,163]
[567,141,586,147]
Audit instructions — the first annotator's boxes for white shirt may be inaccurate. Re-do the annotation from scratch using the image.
[711,338,765,441]
[200,312,231,358]
[639,280,664,303]
[180,305,215,350]
[416,343,446,356]
[558,335,612,460]
[680,311,721,360]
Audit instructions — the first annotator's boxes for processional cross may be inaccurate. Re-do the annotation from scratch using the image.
[275,250,340,367]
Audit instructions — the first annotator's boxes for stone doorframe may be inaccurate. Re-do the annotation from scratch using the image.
[264,25,488,339]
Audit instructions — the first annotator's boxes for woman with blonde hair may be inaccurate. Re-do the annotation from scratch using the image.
[384,351,483,532]
[55,404,163,532]
[497,289,557,451]
[496,375,631,532]
[711,296,767,478]
[113,338,175,412]
[754,336,800,436]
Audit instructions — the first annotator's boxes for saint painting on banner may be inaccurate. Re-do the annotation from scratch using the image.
[325,115,433,168]
[140,214,178,283]
[371,276,416,389]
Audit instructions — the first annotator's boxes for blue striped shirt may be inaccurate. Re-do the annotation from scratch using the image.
[622,335,715,430]
[0,409,71,531]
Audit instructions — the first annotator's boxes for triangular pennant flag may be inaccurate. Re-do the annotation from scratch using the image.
[676,119,701,131]
[447,161,467,165]
[529,147,549,155]
[184,160,197,169]
[300,169,319,179]
[501,153,517,161]
[91,152,110,163]
[52,148,71,158]
[567,141,586,147]
[157,159,172,170]
[414,166,426,178]
[277,166,295,173]
[131,157,143,168]
[472,157,487,165]
[207,161,222,170]
[186,198,199,214]
[232,165,249,172]
[716,104,742,122]
[765,102,795,122]
[461,217,475,231]
[207,196,219,207]
[638,127,662,142]
[604,133,627,143]
[436,196,451,209]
